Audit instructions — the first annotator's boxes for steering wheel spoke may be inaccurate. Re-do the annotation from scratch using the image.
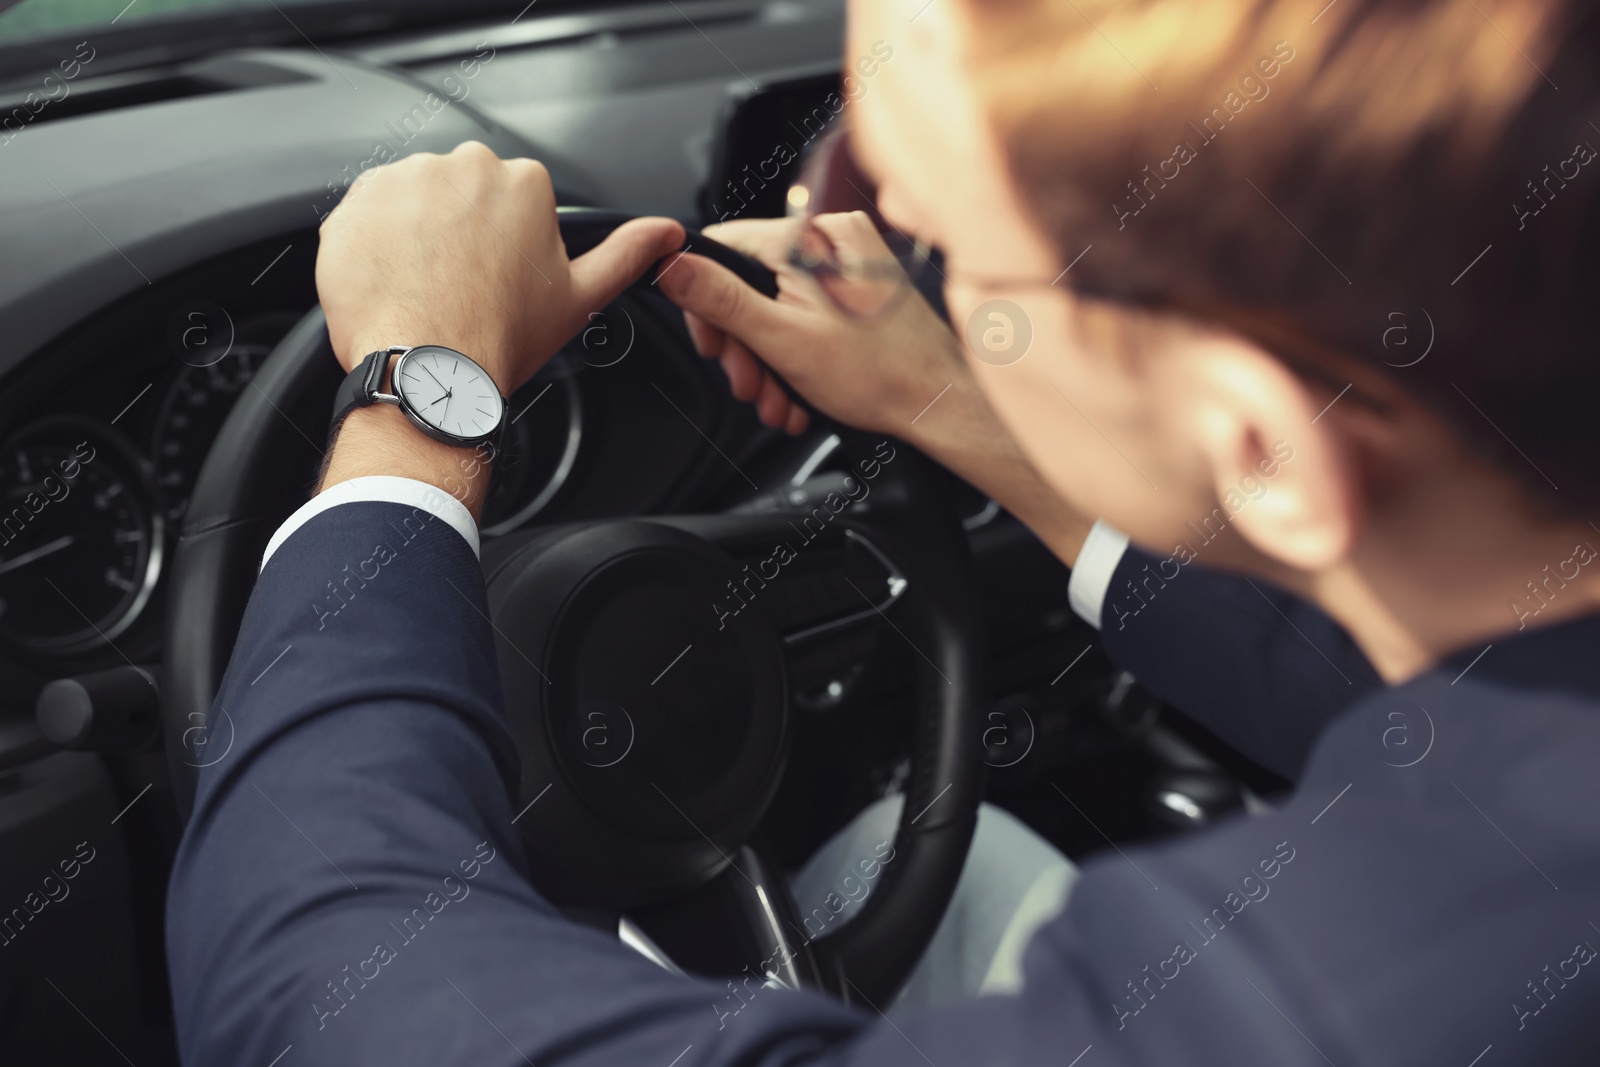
[622,845,830,994]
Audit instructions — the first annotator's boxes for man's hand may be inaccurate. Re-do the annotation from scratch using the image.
[314,141,683,515]
[656,213,968,436]
[657,211,1098,565]
[317,140,684,394]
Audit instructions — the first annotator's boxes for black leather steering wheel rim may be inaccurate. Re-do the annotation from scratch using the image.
[161,208,986,1006]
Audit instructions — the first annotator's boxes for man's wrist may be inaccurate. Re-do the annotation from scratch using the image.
[321,332,512,521]
[898,368,1097,567]
[320,403,495,519]
[895,363,993,470]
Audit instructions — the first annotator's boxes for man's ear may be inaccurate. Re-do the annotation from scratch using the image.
[1188,336,1362,572]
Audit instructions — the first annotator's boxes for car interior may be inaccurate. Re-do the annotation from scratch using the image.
[0,1,1291,1061]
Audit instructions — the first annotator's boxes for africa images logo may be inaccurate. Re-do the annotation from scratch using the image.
[0,41,96,148]
[1112,41,1297,230]
[1113,841,1296,1030]
[711,441,897,630]
[705,40,894,224]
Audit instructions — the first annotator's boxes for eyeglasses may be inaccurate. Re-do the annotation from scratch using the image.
[784,121,936,319]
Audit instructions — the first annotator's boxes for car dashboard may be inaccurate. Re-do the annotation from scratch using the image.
[0,0,877,703]
[0,224,805,691]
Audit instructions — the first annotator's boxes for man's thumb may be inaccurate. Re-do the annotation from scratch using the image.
[569,217,685,311]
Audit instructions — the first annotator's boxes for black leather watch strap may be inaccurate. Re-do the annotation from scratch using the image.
[328,348,396,434]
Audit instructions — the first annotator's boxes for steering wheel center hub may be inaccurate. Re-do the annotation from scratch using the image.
[484,520,788,909]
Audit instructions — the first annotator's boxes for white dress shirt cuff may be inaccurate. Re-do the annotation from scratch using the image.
[1067,519,1130,631]
[260,475,479,571]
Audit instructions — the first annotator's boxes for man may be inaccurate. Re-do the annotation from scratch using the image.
[168,0,1600,1064]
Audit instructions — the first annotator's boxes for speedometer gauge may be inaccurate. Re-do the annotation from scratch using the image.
[151,312,296,524]
[0,418,161,654]
[152,342,271,523]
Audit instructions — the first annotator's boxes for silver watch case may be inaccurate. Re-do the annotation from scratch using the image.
[367,344,506,449]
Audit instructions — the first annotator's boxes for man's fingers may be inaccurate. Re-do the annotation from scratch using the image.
[704,212,892,274]
[569,216,686,314]
[661,240,814,433]
[719,339,764,402]
[700,217,801,272]
[810,211,897,266]
[755,370,791,428]
[684,312,726,359]
[655,252,798,342]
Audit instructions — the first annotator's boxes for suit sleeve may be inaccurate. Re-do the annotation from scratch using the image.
[1095,544,1383,779]
[163,499,1359,1067]
[165,499,880,1067]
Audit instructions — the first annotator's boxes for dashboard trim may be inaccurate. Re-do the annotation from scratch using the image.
[481,374,584,536]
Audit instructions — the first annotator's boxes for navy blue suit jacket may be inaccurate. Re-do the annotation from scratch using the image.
[167,502,1600,1065]
[1100,545,1384,779]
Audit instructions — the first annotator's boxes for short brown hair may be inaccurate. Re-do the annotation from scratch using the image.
[965,0,1600,513]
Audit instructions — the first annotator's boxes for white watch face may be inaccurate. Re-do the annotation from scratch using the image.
[393,347,503,441]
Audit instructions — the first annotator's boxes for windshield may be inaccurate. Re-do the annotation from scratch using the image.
[0,0,317,42]
[0,0,606,75]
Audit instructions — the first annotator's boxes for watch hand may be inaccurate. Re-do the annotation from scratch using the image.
[441,386,454,426]
[419,363,449,392]
[0,534,74,576]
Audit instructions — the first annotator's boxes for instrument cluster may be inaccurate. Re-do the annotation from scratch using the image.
[0,230,768,691]
[0,309,297,661]
[0,418,158,655]
[0,302,592,670]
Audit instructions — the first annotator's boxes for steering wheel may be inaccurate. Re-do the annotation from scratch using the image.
[161,208,986,1007]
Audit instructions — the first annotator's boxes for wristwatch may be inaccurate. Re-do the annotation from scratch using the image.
[329,345,506,449]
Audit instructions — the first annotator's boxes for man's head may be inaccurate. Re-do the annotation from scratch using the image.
[849,0,1600,673]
